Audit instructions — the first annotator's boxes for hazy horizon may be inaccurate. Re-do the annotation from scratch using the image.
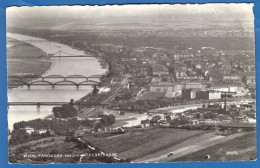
[7,4,254,20]
[6,4,254,31]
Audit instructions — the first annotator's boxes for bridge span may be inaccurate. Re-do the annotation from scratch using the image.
[8,74,104,88]
[7,102,66,110]
[48,50,97,58]
[7,102,109,109]
[8,79,100,89]
[8,74,103,81]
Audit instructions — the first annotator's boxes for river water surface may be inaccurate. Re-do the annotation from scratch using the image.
[7,33,107,130]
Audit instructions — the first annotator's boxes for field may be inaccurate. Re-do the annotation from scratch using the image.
[172,131,256,162]
[83,128,206,159]
[9,127,256,163]
[82,127,256,162]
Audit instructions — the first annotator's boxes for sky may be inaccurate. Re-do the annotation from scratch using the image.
[6,3,254,21]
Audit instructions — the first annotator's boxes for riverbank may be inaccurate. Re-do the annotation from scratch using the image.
[7,37,52,77]
[7,33,106,131]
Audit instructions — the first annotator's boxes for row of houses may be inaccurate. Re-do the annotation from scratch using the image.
[149,76,248,98]
[23,126,51,135]
[182,89,222,100]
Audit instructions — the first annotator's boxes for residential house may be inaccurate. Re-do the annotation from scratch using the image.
[24,126,34,134]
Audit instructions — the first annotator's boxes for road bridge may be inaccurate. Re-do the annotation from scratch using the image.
[8,102,68,110]
[48,50,96,58]
[8,79,100,89]
[8,74,102,81]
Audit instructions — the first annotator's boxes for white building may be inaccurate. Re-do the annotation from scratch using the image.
[24,126,34,134]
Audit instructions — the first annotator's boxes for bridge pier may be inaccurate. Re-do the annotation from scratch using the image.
[37,103,40,110]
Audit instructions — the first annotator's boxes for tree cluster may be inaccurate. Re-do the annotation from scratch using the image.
[9,128,52,146]
[52,104,78,118]
[117,97,172,113]
[170,117,189,126]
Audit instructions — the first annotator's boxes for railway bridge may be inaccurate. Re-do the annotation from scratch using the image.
[48,50,97,58]
[8,74,103,89]
[8,74,102,81]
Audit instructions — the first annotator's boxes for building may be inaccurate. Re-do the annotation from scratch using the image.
[182,90,221,100]
[173,52,194,61]
[210,84,237,92]
[150,78,182,98]
[24,126,35,134]
[192,61,203,70]
[196,91,221,100]
[208,70,223,82]
[141,119,150,128]
[182,89,197,99]
[150,76,175,93]
[37,129,48,134]
[210,83,245,94]
[150,82,176,93]
[151,64,169,76]
[174,67,187,78]
[201,67,210,77]
[185,81,207,89]
[246,75,256,88]
[223,74,242,81]
[171,63,187,78]
[222,62,232,73]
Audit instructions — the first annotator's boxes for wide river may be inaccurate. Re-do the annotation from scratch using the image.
[7,33,107,130]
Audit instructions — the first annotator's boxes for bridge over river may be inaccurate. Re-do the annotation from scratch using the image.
[7,33,109,130]
[8,74,103,89]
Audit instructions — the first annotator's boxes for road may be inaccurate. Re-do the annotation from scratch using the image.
[152,98,255,114]
[136,132,249,163]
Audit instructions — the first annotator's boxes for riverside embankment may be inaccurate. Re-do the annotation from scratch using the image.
[7,33,107,130]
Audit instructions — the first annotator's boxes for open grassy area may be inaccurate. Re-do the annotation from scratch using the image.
[82,127,206,160]
[172,131,256,162]
[9,127,256,163]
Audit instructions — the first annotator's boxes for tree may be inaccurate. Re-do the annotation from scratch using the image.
[92,85,99,96]
[52,103,78,118]
[9,129,30,145]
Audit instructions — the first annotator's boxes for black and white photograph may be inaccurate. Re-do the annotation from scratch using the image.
[6,4,256,164]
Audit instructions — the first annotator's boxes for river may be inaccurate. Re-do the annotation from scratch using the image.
[7,33,107,130]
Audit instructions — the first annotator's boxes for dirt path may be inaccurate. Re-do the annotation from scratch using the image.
[136,132,247,162]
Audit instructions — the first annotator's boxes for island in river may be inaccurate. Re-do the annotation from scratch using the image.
[7,37,52,77]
